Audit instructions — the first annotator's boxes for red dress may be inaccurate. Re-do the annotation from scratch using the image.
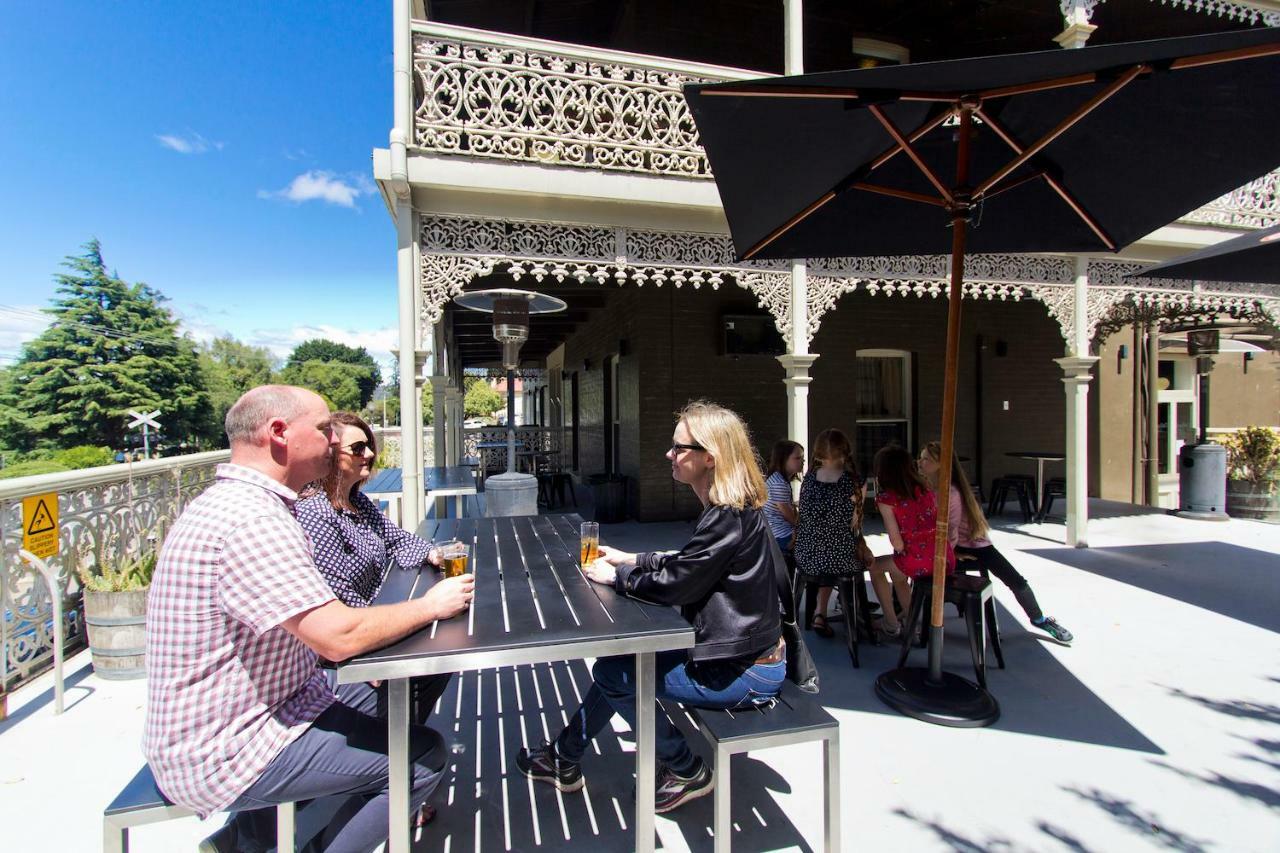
[876,486,956,579]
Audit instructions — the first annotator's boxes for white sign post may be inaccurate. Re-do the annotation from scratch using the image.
[127,409,162,460]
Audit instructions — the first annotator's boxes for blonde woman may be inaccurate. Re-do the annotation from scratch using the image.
[919,442,1073,643]
[518,401,785,813]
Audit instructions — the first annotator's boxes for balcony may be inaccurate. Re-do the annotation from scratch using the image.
[409,21,1279,229]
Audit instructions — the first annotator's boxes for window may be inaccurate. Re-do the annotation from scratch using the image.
[852,349,912,476]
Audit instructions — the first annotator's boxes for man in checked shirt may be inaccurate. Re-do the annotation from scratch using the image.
[143,385,474,852]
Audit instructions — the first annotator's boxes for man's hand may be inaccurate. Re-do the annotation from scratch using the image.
[426,546,443,567]
[583,558,617,585]
[597,544,636,566]
[422,574,475,620]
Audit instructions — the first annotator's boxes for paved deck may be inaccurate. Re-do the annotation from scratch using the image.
[2,500,1277,851]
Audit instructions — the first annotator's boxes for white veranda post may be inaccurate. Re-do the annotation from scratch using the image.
[1055,256,1099,548]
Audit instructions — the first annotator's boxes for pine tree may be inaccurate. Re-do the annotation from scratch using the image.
[1,241,213,452]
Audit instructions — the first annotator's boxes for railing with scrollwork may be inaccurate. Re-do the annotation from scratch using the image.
[410,22,1279,227]
[0,450,229,693]
[411,21,759,178]
[463,427,564,470]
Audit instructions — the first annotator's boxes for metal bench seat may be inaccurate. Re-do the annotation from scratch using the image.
[103,764,294,852]
[688,680,840,852]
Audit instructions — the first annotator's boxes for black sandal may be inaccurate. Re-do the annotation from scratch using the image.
[812,614,835,638]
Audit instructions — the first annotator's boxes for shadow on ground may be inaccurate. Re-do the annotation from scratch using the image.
[1023,542,1280,633]
[413,659,816,852]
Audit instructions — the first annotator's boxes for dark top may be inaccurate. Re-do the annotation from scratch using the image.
[615,504,782,663]
[794,470,865,577]
[295,490,434,607]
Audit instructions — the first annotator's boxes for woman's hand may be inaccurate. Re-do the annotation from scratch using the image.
[583,558,618,585]
[596,544,637,567]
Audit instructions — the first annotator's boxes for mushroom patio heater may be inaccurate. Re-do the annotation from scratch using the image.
[454,288,567,516]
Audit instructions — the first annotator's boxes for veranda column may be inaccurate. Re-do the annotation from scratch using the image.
[1054,257,1099,547]
[395,201,421,529]
[776,0,817,454]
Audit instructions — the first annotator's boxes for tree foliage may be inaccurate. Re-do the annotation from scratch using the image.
[282,339,380,408]
[279,360,365,411]
[465,380,504,419]
[199,336,277,442]
[0,241,213,452]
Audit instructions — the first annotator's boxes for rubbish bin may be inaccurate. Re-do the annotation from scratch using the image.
[1177,442,1228,521]
[588,474,628,523]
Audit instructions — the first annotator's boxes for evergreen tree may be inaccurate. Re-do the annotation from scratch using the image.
[198,336,277,441]
[0,241,213,452]
[282,339,381,408]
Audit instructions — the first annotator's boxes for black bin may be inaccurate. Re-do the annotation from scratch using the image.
[588,474,628,523]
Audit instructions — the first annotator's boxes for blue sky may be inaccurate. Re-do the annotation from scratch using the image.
[0,1,401,372]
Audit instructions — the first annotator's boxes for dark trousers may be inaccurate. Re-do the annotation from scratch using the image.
[221,677,447,853]
[554,651,786,774]
[955,544,1043,622]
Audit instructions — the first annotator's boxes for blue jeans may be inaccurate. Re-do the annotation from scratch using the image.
[555,650,786,773]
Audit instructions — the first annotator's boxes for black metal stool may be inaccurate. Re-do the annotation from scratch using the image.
[1036,476,1067,522]
[896,573,1004,687]
[987,475,1035,523]
[796,572,877,667]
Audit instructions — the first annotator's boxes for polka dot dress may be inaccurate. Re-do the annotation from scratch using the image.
[794,470,866,577]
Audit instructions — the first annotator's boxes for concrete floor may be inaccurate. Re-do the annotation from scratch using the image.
[2,500,1277,852]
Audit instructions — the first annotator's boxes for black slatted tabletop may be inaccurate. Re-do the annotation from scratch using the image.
[335,513,694,683]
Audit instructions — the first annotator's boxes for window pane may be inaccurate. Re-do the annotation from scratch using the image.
[854,357,906,418]
[855,422,908,478]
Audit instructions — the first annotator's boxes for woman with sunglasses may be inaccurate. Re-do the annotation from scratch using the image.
[295,412,452,722]
[517,401,785,814]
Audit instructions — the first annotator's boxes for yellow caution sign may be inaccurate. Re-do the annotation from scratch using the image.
[22,492,59,559]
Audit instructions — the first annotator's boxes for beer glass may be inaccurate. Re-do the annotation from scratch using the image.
[579,522,600,569]
[439,540,471,578]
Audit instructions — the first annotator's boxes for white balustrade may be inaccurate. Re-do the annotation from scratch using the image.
[0,451,229,692]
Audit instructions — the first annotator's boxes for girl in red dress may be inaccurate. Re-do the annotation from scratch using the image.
[869,445,955,639]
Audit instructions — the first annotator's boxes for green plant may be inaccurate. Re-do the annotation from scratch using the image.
[1217,426,1280,486]
[79,549,157,592]
[55,445,114,469]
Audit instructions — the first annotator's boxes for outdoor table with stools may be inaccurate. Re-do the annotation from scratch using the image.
[474,440,509,485]
[364,465,478,520]
[337,513,695,853]
[1004,451,1065,518]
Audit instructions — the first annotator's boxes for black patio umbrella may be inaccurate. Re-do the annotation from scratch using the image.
[685,27,1280,726]
[1130,223,1280,284]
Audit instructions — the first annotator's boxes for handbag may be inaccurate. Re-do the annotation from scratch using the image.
[768,534,820,693]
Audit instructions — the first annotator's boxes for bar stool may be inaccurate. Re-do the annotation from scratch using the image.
[796,572,878,667]
[896,573,1004,687]
[987,475,1035,523]
[1036,476,1067,522]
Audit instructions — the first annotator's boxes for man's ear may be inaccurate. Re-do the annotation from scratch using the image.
[267,417,289,446]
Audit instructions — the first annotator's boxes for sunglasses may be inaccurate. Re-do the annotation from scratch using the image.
[340,441,374,456]
[670,442,706,454]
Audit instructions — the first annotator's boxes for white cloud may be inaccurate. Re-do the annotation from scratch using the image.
[247,324,398,377]
[155,130,224,154]
[257,171,375,209]
[0,304,51,361]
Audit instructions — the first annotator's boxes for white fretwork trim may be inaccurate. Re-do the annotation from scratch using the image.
[418,214,1280,348]
[1150,0,1280,26]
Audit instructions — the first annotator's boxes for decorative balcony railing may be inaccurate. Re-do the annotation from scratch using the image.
[410,22,1280,228]
[411,22,759,178]
[0,451,228,693]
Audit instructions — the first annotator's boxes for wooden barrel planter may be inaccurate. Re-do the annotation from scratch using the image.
[1226,479,1280,523]
[82,588,148,680]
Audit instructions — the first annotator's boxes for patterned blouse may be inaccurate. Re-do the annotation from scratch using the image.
[794,470,866,577]
[294,490,435,607]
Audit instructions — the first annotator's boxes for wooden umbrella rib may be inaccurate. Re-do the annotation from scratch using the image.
[853,183,947,206]
[868,104,954,205]
[979,72,1099,99]
[974,63,1146,197]
[974,105,1116,249]
[869,108,957,171]
[1169,41,1280,70]
[743,190,838,260]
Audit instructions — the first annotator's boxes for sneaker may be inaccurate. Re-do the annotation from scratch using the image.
[516,741,584,792]
[655,759,714,814]
[196,821,239,853]
[1033,616,1074,644]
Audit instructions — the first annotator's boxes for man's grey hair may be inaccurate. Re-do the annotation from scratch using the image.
[225,385,313,445]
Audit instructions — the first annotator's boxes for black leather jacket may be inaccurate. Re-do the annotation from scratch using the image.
[614,504,783,663]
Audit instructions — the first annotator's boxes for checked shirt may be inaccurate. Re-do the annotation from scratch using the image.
[142,463,337,816]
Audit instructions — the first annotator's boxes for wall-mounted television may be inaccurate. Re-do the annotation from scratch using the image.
[723,314,785,356]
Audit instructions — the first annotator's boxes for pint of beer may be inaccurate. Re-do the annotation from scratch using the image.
[580,522,599,569]
[439,540,470,578]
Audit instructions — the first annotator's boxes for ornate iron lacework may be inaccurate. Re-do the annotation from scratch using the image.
[412,31,738,177]
[1148,0,1280,26]
[419,215,1280,350]
[1178,169,1280,229]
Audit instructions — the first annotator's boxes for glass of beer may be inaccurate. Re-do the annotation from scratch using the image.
[579,522,600,569]
[439,540,470,578]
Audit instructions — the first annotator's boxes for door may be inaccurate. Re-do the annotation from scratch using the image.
[852,349,913,478]
[1155,357,1198,508]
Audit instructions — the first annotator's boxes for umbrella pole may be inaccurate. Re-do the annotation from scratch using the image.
[875,102,999,726]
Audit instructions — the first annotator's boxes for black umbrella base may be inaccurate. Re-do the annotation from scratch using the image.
[875,667,1000,728]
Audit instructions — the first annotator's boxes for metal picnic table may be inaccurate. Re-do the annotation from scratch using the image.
[364,465,478,521]
[335,513,695,853]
